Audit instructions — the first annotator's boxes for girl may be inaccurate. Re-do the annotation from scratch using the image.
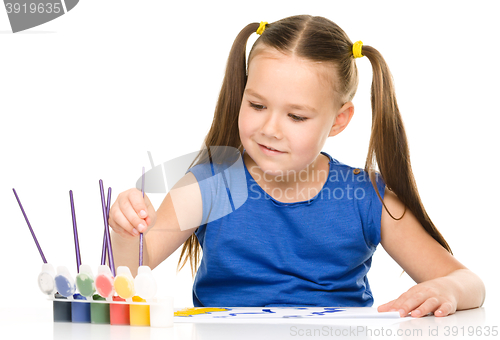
[109,15,485,317]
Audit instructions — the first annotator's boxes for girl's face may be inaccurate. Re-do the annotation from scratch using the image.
[238,49,342,178]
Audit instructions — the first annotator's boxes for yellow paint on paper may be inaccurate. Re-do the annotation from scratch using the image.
[174,307,229,317]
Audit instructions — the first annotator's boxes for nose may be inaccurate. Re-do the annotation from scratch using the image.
[260,111,283,140]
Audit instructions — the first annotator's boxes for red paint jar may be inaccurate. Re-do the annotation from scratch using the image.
[109,296,130,325]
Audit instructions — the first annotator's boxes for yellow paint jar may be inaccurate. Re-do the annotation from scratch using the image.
[130,296,150,326]
[114,266,135,299]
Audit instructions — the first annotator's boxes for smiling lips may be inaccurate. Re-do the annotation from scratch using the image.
[258,143,285,154]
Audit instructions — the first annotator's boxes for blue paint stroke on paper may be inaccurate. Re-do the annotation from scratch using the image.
[213,308,276,318]
[308,307,345,316]
[228,308,276,316]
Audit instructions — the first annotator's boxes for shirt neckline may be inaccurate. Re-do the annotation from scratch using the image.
[242,149,333,206]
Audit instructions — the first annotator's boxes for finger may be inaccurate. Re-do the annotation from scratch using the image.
[143,216,155,232]
[129,189,149,219]
[410,297,441,318]
[120,198,148,233]
[388,289,431,317]
[398,291,428,317]
[144,194,156,228]
[381,290,415,315]
[111,207,140,238]
[377,300,397,312]
[434,301,455,317]
[108,202,121,230]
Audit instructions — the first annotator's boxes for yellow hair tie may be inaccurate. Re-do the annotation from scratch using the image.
[352,41,364,58]
[256,21,268,35]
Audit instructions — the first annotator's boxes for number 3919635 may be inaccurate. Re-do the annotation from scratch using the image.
[5,2,62,14]
[444,326,498,337]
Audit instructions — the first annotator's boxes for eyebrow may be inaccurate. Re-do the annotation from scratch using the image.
[244,88,318,114]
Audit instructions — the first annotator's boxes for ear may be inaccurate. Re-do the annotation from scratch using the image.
[328,101,355,137]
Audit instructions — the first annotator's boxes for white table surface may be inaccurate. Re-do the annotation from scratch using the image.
[0,298,496,340]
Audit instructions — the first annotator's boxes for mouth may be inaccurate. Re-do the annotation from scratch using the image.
[258,143,285,154]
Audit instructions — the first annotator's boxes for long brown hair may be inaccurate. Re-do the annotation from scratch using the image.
[177,15,452,278]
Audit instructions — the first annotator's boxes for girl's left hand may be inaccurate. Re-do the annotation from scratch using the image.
[377,277,458,317]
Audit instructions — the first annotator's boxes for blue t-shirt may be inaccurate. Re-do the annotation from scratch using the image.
[186,149,386,307]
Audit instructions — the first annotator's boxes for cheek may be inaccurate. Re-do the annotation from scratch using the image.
[238,108,255,138]
[238,109,252,151]
[237,109,246,138]
[292,134,315,153]
[291,123,327,152]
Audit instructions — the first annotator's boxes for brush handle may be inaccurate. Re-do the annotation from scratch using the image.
[13,188,47,263]
[139,167,145,266]
[100,180,115,277]
[69,190,81,272]
[100,226,107,266]
[100,187,112,265]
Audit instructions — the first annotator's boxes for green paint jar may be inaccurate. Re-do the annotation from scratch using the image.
[90,294,110,324]
[76,265,95,297]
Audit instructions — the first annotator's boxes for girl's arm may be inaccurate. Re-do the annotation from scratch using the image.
[109,172,202,276]
[377,188,486,317]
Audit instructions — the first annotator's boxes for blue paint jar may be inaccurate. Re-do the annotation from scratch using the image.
[71,294,91,323]
[54,266,76,297]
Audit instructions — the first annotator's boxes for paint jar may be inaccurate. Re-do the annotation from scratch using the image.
[150,297,174,328]
[54,266,76,298]
[90,294,110,324]
[110,296,130,325]
[130,296,150,326]
[71,293,91,323]
[95,265,114,299]
[114,266,135,300]
[53,293,72,322]
[76,264,95,297]
[38,263,56,295]
[135,265,157,300]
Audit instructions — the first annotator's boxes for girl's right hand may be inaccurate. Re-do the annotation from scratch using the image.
[108,188,156,240]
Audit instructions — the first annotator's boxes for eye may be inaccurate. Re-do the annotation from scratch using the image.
[249,102,265,111]
[289,114,307,122]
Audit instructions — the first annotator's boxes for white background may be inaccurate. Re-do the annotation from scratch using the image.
[1,0,498,318]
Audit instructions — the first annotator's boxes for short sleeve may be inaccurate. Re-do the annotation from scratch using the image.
[355,170,386,248]
[185,155,248,225]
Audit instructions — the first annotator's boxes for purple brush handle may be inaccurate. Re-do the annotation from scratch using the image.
[100,226,107,266]
[69,190,81,273]
[139,234,143,266]
[12,188,47,264]
[139,167,145,266]
[100,180,115,277]
[100,187,112,266]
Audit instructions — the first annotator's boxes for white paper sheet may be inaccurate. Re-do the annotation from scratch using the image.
[174,307,400,322]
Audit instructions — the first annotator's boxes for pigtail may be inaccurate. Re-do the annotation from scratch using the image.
[361,45,452,254]
[177,22,261,277]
